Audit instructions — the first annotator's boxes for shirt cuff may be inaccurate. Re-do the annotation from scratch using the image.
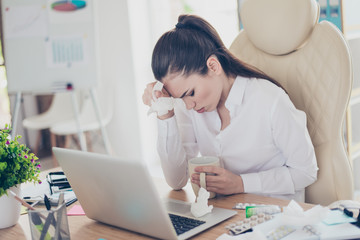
[241,172,262,193]
[157,116,178,137]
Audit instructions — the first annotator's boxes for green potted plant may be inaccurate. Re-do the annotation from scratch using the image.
[0,124,41,229]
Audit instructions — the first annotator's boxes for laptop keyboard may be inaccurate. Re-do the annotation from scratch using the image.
[169,213,206,235]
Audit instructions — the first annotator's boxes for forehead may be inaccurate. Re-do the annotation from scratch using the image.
[162,72,194,98]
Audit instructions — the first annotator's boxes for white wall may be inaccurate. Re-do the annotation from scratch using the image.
[96,0,142,159]
[127,0,160,165]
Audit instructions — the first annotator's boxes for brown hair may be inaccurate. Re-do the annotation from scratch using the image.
[152,14,283,89]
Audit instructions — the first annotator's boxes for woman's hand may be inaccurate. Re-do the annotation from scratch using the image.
[142,82,174,120]
[191,166,244,195]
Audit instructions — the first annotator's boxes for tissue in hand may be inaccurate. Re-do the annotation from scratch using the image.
[147,81,176,117]
[191,187,213,218]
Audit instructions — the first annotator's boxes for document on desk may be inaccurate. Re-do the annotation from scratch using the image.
[253,212,360,239]
[22,178,77,206]
[220,200,360,240]
[22,178,50,201]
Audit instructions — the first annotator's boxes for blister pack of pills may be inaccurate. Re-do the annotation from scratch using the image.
[266,225,296,240]
[225,213,274,235]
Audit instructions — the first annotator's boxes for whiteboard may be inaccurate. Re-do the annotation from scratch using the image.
[1,0,98,93]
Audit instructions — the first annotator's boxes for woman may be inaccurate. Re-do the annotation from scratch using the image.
[142,14,318,201]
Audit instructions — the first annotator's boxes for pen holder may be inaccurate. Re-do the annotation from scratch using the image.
[28,203,70,240]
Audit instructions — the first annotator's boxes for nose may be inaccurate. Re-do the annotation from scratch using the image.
[183,98,195,110]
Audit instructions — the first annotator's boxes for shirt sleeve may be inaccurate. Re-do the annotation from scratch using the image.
[157,100,199,190]
[241,91,318,195]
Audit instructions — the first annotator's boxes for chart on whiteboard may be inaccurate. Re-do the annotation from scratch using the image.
[46,35,89,68]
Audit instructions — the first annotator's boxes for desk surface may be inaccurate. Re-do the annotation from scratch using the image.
[0,172,313,240]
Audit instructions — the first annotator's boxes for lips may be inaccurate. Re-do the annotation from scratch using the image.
[196,107,205,113]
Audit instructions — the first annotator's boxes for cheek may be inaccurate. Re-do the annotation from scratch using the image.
[196,89,209,103]
[197,87,218,106]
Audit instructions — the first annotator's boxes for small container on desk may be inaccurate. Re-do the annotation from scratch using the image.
[28,202,70,240]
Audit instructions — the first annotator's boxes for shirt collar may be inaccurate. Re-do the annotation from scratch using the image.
[225,76,248,110]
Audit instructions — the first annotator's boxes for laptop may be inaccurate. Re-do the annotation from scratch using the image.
[52,147,237,240]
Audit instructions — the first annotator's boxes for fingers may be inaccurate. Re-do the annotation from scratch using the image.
[194,166,222,174]
[190,167,244,195]
[154,91,162,98]
[142,82,154,106]
[191,176,227,194]
[142,82,158,106]
[191,173,221,185]
[191,166,222,182]
[142,81,171,107]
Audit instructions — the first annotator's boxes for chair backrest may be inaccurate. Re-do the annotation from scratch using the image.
[22,92,78,130]
[230,0,353,205]
[49,88,113,135]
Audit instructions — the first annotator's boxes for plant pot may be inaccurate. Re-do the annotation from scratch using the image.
[0,185,21,229]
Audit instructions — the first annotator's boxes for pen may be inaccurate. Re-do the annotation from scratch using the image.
[23,196,42,206]
[66,197,78,207]
[30,200,40,208]
[9,190,65,238]
[54,193,65,238]
[44,194,51,211]
[9,190,36,210]
[9,190,51,238]
[40,194,56,240]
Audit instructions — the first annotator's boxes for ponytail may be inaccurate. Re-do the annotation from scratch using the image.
[152,14,284,90]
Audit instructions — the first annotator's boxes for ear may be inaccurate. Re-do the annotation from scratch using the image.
[206,55,222,75]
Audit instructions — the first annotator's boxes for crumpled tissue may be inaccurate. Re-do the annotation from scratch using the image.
[147,81,176,117]
[280,199,330,226]
[191,187,213,218]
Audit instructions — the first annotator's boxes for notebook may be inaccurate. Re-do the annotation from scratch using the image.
[52,147,237,240]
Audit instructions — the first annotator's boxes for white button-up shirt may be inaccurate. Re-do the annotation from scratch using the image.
[157,76,318,201]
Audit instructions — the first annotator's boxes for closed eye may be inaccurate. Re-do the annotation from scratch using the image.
[180,89,194,98]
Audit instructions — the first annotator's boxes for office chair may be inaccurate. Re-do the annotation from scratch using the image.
[50,88,113,155]
[22,92,79,154]
[230,0,353,205]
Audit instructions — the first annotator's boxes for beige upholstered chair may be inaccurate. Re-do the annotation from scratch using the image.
[230,0,353,205]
